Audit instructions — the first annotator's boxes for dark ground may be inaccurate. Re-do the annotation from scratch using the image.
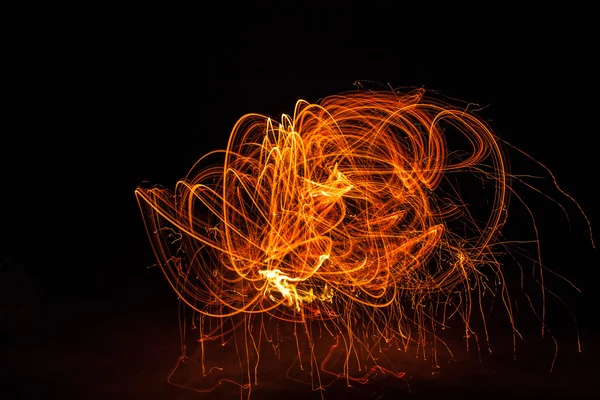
[1,262,598,400]
[3,6,599,399]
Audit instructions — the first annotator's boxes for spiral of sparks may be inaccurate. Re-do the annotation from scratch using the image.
[134,88,588,396]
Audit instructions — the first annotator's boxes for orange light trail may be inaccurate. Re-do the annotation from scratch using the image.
[134,88,593,398]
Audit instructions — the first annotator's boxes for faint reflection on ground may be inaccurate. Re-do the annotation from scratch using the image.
[1,266,596,399]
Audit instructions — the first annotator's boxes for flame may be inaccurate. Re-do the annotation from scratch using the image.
[134,88,591,397]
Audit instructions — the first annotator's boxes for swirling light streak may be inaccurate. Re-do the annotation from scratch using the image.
[135,88,592,398]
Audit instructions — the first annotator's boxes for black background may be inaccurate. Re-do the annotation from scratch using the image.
[2,5,598,399]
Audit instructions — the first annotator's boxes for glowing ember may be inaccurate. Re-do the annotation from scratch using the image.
[135,88,593,398]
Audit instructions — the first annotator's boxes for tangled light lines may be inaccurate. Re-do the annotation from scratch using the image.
[135,88,591,398]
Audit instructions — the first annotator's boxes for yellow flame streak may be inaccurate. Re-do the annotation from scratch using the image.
[258,254,333,312]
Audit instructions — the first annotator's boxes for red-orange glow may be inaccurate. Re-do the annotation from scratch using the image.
[134,88,593,398]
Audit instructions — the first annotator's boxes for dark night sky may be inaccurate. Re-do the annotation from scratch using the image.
[2,7,599,399]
